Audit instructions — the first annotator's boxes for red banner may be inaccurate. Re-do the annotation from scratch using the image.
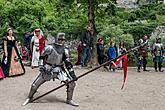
[111,54,128,89]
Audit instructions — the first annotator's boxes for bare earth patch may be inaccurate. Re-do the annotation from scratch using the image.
[0,66,165,110]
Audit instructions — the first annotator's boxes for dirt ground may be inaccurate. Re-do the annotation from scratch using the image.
[0,66,165,110]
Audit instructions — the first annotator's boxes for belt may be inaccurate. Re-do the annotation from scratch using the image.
[46,62,62,67]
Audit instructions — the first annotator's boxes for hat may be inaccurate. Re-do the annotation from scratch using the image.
[34,28,40,32]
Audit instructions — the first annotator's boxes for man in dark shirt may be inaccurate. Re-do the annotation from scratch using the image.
[80,26,93,67]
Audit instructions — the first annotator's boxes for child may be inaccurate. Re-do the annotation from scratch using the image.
[107,42,117,72]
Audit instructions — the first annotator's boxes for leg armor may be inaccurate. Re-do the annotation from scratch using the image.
[28,73,46,98]
[22,73,46,106]
[66,81,79,106]
[66,81,75,101]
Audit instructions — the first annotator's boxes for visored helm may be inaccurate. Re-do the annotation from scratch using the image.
[55,33,66,45]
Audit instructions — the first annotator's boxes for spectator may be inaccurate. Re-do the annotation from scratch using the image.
[107,41,117,72]
[152,37,164,72]
[24,32,33,50]
[118,41,127,69]
[1,27,25,77]
[75,41,83,65]
[30,28,45,69]
[80,25,93,67]
[97,38,105,65]
[137,35,149,72]
[24,31,33,60]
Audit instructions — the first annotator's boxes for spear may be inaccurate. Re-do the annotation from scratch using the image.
[31,43,144,103]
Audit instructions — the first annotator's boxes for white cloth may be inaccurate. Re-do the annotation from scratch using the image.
[31,36,40,67]
[44,64,70,81]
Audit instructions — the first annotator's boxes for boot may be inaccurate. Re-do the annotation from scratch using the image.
[143,66,149,71]
[137,66,140,72]
[22,97,32,106]
[22,85,37,106]
[159,70,164,72]
[158,62,163,72]
[66,100,79,107]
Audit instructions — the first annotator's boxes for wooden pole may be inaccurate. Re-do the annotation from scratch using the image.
[31,44,143,103]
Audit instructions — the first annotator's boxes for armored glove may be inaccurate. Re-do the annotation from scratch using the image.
[39,66,46,73]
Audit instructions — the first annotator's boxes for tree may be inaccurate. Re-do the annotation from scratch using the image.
[88,0,97,65]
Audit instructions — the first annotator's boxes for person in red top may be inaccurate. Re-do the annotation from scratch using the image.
[75,41,83,65]
[30,28,45,69]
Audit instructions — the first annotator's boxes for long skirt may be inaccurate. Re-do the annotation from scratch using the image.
[0,67,5,79]
[2,46,25,77]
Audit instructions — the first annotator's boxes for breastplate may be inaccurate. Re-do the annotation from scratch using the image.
[46,44,65,65]
[154,43,163,56]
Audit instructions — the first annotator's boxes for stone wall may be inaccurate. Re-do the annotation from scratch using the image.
[117,0,138,8]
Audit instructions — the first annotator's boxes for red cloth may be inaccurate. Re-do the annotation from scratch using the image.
[39,36,46,64]
[121,54,127,89]
[111,55,125,68]
[31,36,45,63]
[75,43,83,65]
[35,28,40,32]
[0,67,5,79]
[39,36,45,54]
[111,54,128,89]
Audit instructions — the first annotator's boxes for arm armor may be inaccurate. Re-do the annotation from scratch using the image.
[64,48,77,81]
[39,45,52,66]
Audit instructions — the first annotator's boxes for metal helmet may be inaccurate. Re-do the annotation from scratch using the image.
[55,33,66,45]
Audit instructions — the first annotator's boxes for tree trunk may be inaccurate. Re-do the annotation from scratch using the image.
[88,0,97,66]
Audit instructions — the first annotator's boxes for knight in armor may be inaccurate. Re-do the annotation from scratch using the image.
[152,38,164,72]
[137,35,149,72]
[22,33,79,107]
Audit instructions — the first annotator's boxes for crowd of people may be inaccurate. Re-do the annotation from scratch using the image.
[75,27,164,73]
[0,26,165,81]
[0,28,46,79]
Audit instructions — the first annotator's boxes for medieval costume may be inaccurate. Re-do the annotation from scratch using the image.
[0,59,5,79]
[137,36,149,72]
[1,28,25,77]
[75,41,82,65]
[152,38,164,72]
[23,33,79,107]
[31,29,45,68]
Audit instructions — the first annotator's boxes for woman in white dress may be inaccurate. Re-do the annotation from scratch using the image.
[31,29,45,69]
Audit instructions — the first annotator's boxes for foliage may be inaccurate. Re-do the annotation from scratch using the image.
[0,0,164,44]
